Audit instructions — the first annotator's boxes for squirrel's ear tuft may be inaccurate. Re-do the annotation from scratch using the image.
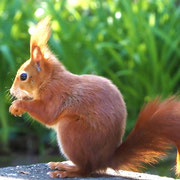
[30,16,51,55]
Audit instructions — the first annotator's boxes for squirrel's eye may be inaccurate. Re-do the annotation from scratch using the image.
[20,73,27,81]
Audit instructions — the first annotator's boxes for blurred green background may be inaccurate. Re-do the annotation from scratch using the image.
[0,0,180,177]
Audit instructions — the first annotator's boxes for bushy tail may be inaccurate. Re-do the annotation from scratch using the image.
[110,97,180,175]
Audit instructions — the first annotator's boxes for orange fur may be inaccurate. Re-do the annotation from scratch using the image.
[109,97,180,172]
[30,17,51,55]
[9,17,180,178]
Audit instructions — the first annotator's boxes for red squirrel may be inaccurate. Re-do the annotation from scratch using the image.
[9,17,180,178]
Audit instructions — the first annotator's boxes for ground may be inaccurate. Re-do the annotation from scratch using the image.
[0,163,175,180]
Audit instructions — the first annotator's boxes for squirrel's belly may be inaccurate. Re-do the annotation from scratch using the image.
[46,123,68,158]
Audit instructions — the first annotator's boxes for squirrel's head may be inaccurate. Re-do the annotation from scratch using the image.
[10,17,52,100]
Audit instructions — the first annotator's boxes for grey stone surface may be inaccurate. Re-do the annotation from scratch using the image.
[0,163,126,180]
[0,163,176,180]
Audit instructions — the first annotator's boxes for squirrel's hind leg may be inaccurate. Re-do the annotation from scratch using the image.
[47,169,89,178]
[47,161,90,178]
[48,161,75,171]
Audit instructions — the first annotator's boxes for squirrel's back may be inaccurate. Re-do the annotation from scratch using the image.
[71,74,127,131]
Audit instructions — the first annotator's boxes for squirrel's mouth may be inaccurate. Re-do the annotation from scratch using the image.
[10,88,34,101]
[12,95,33,101]
[22,96,33,101]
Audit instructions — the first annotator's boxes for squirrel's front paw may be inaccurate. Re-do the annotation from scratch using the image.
[9,100,25,117]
